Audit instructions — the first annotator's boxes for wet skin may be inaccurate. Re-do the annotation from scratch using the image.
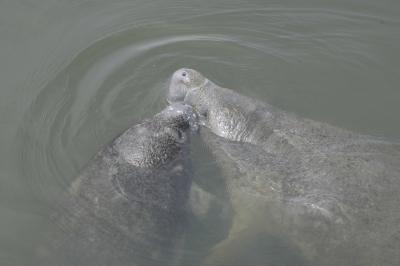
[168,68,400,266]
[37,103,200,266]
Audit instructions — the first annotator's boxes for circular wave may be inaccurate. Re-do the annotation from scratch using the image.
[15,6,399,265]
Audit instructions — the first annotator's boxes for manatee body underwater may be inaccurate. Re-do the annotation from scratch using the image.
[35,103,200,266]
[168,68,400,266]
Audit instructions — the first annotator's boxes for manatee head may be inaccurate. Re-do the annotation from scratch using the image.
[158,102,200,134]
[118,103,199,168]
[167,68,262,142]
[167,68,208,103]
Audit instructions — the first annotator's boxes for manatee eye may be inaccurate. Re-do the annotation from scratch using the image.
[181,71,187,77]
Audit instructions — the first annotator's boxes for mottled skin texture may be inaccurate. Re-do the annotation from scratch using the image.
[37,103,199,266]
[168,68,400,266]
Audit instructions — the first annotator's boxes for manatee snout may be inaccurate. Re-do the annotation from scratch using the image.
[167,68,212,127]
[163,102,200,133]
[167,68,208,104]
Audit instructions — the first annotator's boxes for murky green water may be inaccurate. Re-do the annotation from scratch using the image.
[1,0,399,265]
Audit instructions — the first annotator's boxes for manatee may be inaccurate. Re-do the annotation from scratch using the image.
[36,103,199,266]
[168,68,400,266]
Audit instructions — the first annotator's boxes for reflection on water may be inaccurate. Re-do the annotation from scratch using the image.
[1,0,400,265]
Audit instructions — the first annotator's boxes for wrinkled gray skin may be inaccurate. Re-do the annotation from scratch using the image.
[168,68,400,266]
[37,103,199,266]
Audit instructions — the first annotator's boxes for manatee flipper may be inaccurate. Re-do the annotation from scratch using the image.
[189,182,231,223]
[202,197,311,266]
[198,129,355,266]
[198,129,305,266]
[203,228,308,266]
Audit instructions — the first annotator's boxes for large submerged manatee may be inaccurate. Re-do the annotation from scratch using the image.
[168,68,400,266]
[37,103,199,266]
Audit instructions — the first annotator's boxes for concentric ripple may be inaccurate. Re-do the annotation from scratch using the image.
[12,4,400,265]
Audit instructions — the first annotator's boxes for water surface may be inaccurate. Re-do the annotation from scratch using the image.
[0,0,399,265]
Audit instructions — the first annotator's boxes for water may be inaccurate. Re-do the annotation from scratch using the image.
[0,0,399,265]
